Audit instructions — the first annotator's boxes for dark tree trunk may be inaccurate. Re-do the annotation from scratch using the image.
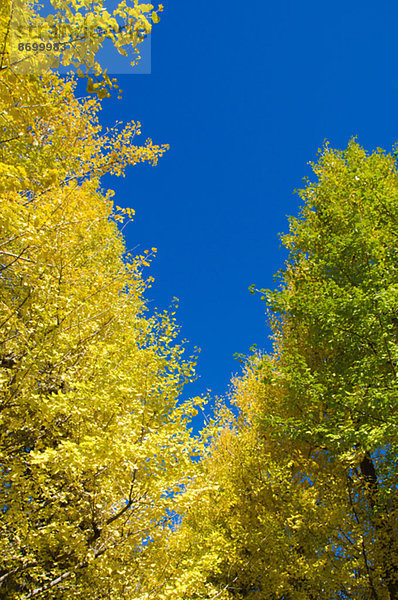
[360,453,398,600]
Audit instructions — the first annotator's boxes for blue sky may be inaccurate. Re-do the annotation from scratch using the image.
[94,0,398,402]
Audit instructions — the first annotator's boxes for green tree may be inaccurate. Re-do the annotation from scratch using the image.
[161,141,398,600]
[263,140,398,599]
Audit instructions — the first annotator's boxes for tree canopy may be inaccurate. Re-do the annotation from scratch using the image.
[159,141,398,600]
[0,5,203,598]
[2,0,398,597]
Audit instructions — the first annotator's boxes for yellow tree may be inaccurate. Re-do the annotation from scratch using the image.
[155,359,357,600]
[0,7,205,599]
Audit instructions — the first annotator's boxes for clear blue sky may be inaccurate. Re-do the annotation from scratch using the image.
[95,0,398,402]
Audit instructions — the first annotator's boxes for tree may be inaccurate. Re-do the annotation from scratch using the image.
[155,361,355,600]
[160,141,398,600]
[264,140,398,599]
[0,11,204,600]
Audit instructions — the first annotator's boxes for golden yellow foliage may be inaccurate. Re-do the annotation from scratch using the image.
[0,14,205,600]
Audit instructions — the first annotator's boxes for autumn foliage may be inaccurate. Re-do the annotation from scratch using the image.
[0,4,201,598]
[2,1,398,599]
